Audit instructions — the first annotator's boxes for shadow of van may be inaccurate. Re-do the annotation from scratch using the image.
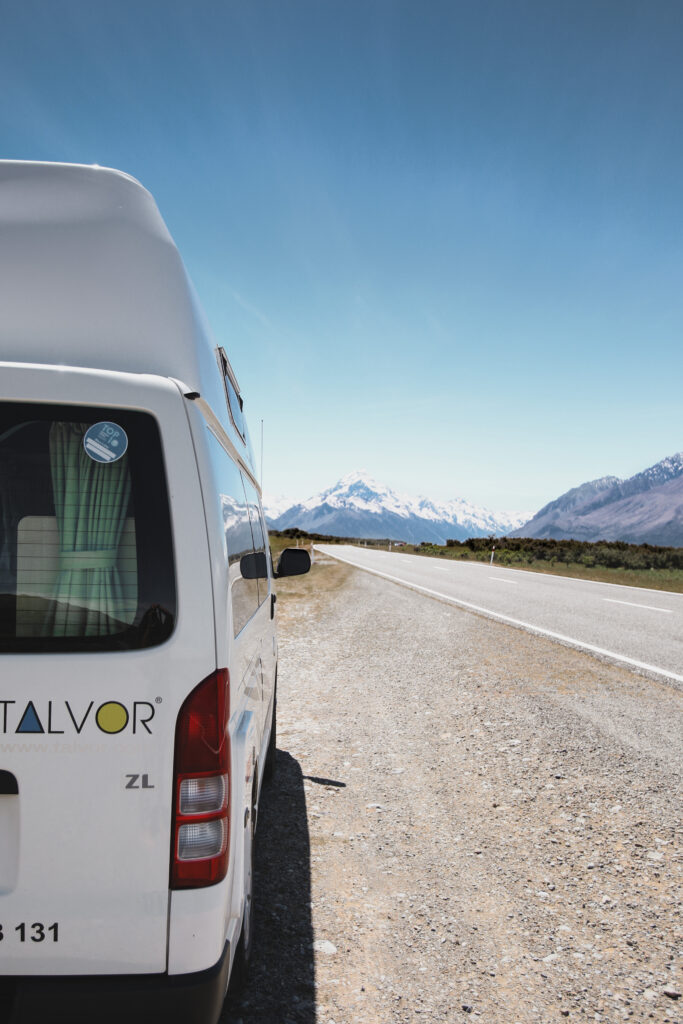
[221,750,315,1023]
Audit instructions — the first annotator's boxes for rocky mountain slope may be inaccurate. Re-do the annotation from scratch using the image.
[512,452,683,545]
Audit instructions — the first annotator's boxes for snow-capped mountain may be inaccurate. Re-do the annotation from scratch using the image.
[266,471,530,544]
[261,494,296,521]
[511,451,683,545]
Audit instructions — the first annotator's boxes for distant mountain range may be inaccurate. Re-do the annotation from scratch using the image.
[264,471,530,544]
[264,452,683,548]
[510,451,683,546]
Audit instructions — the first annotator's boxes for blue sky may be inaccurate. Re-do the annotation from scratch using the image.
[1,1,682,512]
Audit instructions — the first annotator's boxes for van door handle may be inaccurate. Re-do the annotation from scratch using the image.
[0,771,18,795]
[270,593,277,620]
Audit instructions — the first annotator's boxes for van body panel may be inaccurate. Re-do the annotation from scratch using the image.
[0,162,299,1014]
[182,405,275,745]
[167,707,257,977]
[259,599,277,744]
[0,366,216,974]
[0,162,254,477]
[229,709,258,926]
[167,885,237,978]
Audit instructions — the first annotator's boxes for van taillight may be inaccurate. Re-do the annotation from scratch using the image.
[171,669,231,889]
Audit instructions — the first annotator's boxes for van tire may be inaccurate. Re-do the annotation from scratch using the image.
[264,683,277,783]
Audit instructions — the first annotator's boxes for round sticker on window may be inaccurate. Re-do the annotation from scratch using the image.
[83,422,129,463]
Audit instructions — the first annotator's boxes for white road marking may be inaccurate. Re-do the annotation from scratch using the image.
[489,577,518,584]
[346,545,683,598]
[603,598,673,614]
[320,548,683,686]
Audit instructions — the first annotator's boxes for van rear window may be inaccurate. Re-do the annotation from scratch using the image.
[0,403,176,652]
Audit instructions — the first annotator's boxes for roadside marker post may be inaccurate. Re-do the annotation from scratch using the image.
[490,545,495,566]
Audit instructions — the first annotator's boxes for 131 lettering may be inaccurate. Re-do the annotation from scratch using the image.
[0,923,59,942]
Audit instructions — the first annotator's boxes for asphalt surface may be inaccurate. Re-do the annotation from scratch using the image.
[227,556,683,1023]
[315,545,683,684]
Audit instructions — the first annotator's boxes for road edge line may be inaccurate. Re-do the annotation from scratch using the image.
[380,548,683,598]
[318,547,683,688]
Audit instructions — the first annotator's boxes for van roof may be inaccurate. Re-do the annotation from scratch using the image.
[0,161,220,397]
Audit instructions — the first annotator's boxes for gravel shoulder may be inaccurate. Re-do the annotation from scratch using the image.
[224,557,682,1024]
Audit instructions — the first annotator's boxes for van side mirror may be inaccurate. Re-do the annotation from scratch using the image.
[275,548,311,578]
[240,551,269,579]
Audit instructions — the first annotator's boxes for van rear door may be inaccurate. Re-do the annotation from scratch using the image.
[0,375,215,975]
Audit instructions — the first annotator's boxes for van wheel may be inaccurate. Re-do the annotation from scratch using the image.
[264,683,277,783]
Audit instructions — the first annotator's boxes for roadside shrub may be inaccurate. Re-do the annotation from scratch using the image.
[269,529,683,572]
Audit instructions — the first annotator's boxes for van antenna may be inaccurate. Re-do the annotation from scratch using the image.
[260,419,264,488]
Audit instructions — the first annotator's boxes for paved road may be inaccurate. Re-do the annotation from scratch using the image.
[315,544,683,684]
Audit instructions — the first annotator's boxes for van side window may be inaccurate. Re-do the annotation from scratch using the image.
[207,434,259,636]
[242,475,269,606]
[218,350,246,441]
[0,404,176,652]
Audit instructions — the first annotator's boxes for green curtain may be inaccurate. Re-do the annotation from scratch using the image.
[44,422,132,637]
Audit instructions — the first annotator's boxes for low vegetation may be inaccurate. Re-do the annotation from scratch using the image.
[268,528,394,557]
[268,529,683,592]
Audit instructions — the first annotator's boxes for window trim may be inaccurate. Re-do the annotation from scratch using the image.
[216,348,246,443]
[241,471,270,609]
[0,402,177,654]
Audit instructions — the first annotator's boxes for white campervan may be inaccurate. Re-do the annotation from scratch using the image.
[0,161,309,1023]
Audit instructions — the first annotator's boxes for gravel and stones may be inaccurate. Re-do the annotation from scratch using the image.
[223,557,682,1024]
